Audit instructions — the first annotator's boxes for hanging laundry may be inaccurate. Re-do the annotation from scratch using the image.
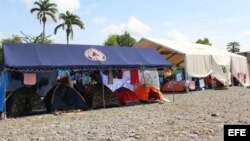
[75,73,82,81]
[82,74,90,85]
[117,70,123,79]
[199,79,205,88]
[163,67,172,78]
[23,73,36,85]
[57,69,64,80]
[95,71,103,84]
[108,70,114,84]
[130,69,139,85]
[175,73,183,81]
[171,66,178,75]
[237,72,240,79]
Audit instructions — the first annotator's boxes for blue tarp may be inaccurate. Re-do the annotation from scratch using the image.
[2,43,171,71]
[0,71,8,112]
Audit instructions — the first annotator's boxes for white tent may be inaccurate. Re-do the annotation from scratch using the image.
[238,51,250,80]
[134,38,250,87]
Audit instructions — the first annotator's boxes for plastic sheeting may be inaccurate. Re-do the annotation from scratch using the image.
[231,53,250,87]
[141,70,160,90]
[135,38,250,87]
[0,71,9,112]
[2,43,171,71]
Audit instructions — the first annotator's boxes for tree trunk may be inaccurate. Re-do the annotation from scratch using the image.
[66,28,71,45]
[42,13,46,44]
[66,31,70,45]
[42,21,45,44]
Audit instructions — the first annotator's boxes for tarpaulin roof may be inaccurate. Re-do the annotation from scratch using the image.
[2,43,171,71]
[134,38,250,87]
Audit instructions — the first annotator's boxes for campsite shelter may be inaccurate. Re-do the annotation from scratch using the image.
[0,43,171,116]
[238,51,250,80]
[134,38,250,88]
[44,83,89,112]
[114,87,140,105]
[83,84,121,109]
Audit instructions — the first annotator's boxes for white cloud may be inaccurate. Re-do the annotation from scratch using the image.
[93,17,109,24]
[102,16,150,36]
[23,0,80,12]
[52,0,80,12]
[167,29,190,42]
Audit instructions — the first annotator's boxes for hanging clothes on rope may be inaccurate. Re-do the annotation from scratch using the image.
[108,70,113,84]
[163,67,172,78]
[117,70,123,79]
[130,69,139,85]
[82,73,90,85]
[23,73,36,85]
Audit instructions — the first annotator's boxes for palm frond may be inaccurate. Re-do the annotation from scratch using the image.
[54,24,64,34]
[30,8,41,13]
[72,21,84,29]
[34,1,42,8]
[55,10,84,44]
[46,12,57,22]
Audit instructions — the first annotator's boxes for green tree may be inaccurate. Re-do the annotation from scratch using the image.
[104,31,136,47]
[195,37,212,46]
[1,35,22,43]
[54,11,84,44]
[30,0,57,43]
[0,35,22,66]
[227,41,240,53]
[104,35,119,46]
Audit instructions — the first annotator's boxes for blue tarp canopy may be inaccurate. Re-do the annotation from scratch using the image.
[2,43,171,71]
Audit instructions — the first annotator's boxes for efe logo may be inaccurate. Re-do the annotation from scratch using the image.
[224,125,250,141]
[228,129,246,136]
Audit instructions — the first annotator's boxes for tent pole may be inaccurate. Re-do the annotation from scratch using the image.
[184,55,189,93]
[101,70,106,109]
[173,79,175,103]
[231,74,234,87]
[210,56,214,89]
[3,70,7,119]
[211,76,214,89]
[230,60,234,87]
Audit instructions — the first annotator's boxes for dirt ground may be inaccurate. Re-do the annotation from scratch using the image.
[0,87,249,141]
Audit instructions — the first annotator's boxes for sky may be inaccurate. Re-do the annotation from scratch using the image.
[0,0,250,51]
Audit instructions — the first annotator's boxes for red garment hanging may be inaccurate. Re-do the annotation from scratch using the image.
[130,69,139,85]
[23,73,36,85]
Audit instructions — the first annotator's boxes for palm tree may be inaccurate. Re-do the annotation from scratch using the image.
[227,41,240,53]
[30,0,57,44]
[54,11,84,44]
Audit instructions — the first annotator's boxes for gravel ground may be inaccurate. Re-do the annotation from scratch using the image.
[0,86,249,141]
